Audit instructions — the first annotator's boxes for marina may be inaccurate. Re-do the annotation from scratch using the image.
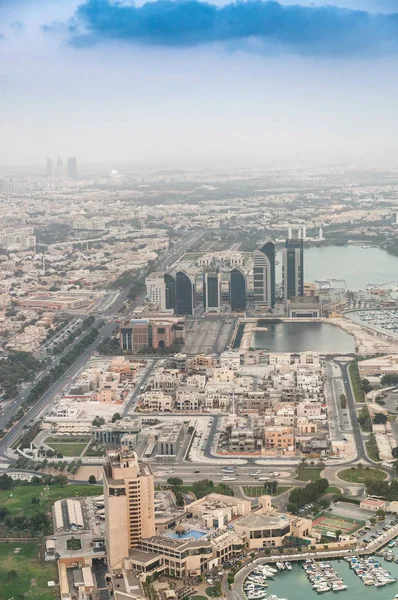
[241,553,398,600]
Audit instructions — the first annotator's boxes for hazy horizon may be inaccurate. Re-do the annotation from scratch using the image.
[2,0,398,167]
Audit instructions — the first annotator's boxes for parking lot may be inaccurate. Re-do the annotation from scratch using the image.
[330,501,398,547]
[183,318,236,355]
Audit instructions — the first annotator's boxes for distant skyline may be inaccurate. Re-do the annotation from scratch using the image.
[2,0,398,166]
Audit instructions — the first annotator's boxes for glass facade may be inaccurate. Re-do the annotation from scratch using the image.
[175,271,194,315]
[229,268,246,311]
[283,239,304,300]
[164,273,176,310]
[253,241,275,307]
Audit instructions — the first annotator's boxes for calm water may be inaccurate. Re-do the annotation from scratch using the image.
[264,559,398,600]
[276,245,398,290]
[252,322,355,353]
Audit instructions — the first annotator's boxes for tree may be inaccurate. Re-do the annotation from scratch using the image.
[167,477,183,487]
[392,447,398,459]
[92,416,105,427]
[339,394,347,409]
[112,413,121,423]
[88,475,97,485]
[7,570,18,581]
[373,413,387,425]
[335,529,342,541]
[376,509,386,520]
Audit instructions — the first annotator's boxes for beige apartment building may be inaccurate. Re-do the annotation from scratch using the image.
[264,426,295,451]
[104,451,155,569]
[234,496,312,550]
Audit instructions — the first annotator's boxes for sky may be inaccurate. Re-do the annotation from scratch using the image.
[1,0,398,168]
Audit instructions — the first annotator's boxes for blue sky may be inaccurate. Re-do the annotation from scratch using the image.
[1,0,398,167]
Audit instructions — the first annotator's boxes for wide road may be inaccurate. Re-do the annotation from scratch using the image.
[334,359,371,464]
[0,232,201,460]
[0,321,105,432]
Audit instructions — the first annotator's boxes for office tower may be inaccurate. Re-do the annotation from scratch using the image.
[175,271,195,315]
[46,157,53,178]
[146,272,167,310]
[203,271,222,313]
[253,242,275,308]
[104,451,155,569]
[67,156,78,179]
[164,273,176,310]
[229,268,247,311]
[282,238,304,301]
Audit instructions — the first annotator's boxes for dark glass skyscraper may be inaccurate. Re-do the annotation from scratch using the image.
[229,268,247,311]
[203,271,221,312]
[282,238,304,301]
[164,273,176,310]
[253,241,275,308]
[175,271,195,315]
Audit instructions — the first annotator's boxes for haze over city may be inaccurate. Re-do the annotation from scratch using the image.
[4,2,398,600]
[2,0,398,166]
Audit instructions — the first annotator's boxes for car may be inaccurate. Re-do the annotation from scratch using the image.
[194,470,200,473]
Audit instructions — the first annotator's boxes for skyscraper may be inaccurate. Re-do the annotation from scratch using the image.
[164,273,176,310]
[253,242,275,308]
[67,156,78,179]
[46,157,53,178]
[203,271,222,312]
[229,268,247,311]
[175,271,195,315]
[104,451,155,569]
[146,272,167,310]
[282,238,304,301]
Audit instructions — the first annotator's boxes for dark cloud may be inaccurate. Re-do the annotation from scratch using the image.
[42,0,398,56]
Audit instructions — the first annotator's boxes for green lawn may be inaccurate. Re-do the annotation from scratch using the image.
[338,467,387,483]
[45,442,87,457]
[243,486,292,497]
[325,487,342,495]
[45,436,90,444]
[296,468,323,482]
[206,587,220,597]
[0,542,58,600]
[0,483,103,518]
[84,444,106,457]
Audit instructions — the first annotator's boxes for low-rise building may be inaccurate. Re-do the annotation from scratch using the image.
[264,426,295,452]
[140,391,173,412]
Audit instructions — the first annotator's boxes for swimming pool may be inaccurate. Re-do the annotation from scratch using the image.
[166,529,206,540]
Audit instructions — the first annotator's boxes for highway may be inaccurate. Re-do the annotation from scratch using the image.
[0,232,202,460]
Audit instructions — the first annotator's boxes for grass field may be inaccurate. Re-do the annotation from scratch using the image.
[45,436,90,457]
[0,483,103,517]
[45,442,87,457]
[312,514,361,535]
[243,486,292,497]
[296,468,322,482]
[338,467,387,483]
[0,542,58,600]
[84,444,106,457]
